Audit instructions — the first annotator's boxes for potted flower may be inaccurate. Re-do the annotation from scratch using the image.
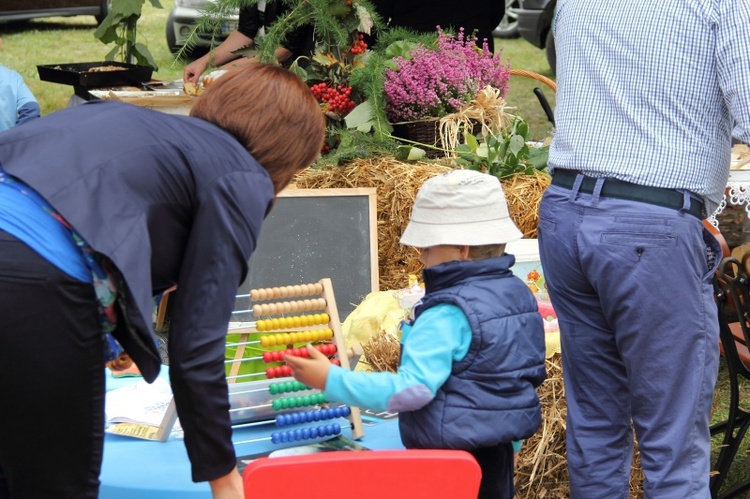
[383,28,511,156]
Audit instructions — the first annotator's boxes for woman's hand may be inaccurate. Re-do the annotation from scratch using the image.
[209,467,243,499]
[183,57,209,84]
[284,344,332,390]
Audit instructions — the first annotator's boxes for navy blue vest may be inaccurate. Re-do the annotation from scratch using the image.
[399,255,546,450]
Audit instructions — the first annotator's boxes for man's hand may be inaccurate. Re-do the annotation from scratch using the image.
[284,344,332,390]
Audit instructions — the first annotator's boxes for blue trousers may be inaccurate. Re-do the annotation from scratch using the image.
[537,181,720,498]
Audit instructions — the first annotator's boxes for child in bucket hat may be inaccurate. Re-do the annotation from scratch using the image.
[286,170,547,499]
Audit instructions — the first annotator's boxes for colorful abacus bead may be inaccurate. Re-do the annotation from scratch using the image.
[270,423,341,444]
[271,392,326,411]
[275,406,351,427]
[268,380,311,395]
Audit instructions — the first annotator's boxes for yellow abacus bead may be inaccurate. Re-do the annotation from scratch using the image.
[270,318,280,330]
[321,313,329,324]
[260,336,269,347]
[287,332,298,343]
[310,314,319,325]
[324,328,333,339]
[303,331,313,342]
[281,333,291,345]
[278,317,288,329]
[258,320,268,332]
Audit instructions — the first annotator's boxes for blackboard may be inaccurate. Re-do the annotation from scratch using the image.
[232,188,379,322]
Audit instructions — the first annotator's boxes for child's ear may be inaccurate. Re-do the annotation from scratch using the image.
[459,246,471,260]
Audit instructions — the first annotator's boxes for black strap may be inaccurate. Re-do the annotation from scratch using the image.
[552,169,704,218]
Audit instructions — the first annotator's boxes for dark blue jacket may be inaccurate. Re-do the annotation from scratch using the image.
[0,101,274,482]
[399,255,546,450]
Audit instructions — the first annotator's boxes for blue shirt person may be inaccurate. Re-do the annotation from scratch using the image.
[0,64,40,132]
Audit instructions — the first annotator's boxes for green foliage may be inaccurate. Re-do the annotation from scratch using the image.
[453,117,549,179]
[313,128,399,167]
[94,0,163,69]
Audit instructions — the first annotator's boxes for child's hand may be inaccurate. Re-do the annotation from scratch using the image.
[284,344,332,390]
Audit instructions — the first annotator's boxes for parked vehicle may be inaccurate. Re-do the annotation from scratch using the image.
[516,0,556,73]
[166,0,239,56]
[492,0,522,39]
[0,0,109,24]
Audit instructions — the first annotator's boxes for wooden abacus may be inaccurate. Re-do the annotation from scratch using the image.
[154,278,364,443]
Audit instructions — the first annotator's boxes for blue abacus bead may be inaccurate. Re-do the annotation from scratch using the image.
[294,429,302,441]
[302,427,311,440]
[332,423,341,434]
[333,407,343,418]
[280,431,289,443]
[342,406,351,417]
[271,432,280,444]
[324,424,333,436]
[306,410,315,423]
[275,415,284,427]
[312,410,321,421]
[291,412,300,424]
[326,408,335,419]
[309,426,318,438]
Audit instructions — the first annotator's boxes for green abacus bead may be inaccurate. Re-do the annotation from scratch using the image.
[269,384,278,395]
[272,399,281,411]
[301,395,311,406]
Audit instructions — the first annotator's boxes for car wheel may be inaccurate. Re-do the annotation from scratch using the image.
[492,0,521,39]
[96,0,110,24]
[545,29,557,75]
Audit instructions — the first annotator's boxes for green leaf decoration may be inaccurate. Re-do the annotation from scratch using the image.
[345,101,374,130]
[395,145,426,161]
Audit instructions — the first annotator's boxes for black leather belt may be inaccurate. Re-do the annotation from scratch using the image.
[552,169,704,218]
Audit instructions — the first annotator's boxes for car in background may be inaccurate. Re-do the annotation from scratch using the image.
[493,1,522,39]
[516,0,556,73]
[0,0,109,24]
[166,0,239,57]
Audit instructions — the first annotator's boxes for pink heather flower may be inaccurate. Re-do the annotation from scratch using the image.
[384,28,510,122]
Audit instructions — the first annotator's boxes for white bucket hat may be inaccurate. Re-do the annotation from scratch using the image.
[400,169,523,248]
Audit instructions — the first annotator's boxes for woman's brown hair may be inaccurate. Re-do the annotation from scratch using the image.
[190,62,325,193]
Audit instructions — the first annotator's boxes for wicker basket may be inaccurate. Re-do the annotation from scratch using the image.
[391,119,443,158]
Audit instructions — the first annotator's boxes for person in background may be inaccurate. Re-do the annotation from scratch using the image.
[183,3,313,84]
[286,169,547,499]
[537,1,750,497]
[0,37,40,132]
[0,62,324,499]
[369,0,504,52]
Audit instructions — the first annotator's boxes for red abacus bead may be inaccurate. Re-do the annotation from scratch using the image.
[331,359,341,366]
[274,366,284,378]
[266,367,275,379]
[263,352,273,363]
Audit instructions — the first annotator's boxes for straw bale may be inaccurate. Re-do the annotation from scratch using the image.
[293,158,550,290]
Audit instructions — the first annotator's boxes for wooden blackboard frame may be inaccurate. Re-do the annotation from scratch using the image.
[233,187,379,322]
[155,187,379,331]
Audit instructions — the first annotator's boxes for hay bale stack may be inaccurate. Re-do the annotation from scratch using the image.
[294,157,550,290]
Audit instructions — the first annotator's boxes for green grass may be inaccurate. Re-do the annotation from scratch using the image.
[0,7,555,140]
[0,0,184,115]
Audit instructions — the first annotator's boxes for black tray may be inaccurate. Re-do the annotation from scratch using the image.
[37,61,153,89]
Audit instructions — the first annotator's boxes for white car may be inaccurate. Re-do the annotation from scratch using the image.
[492,0,521,39]
[166,0,239,56]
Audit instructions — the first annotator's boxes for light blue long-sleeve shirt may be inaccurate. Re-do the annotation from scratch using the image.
[0,65,39,132]
[325,303,471,413]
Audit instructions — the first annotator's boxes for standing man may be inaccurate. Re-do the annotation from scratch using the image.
[538,1,750,497]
